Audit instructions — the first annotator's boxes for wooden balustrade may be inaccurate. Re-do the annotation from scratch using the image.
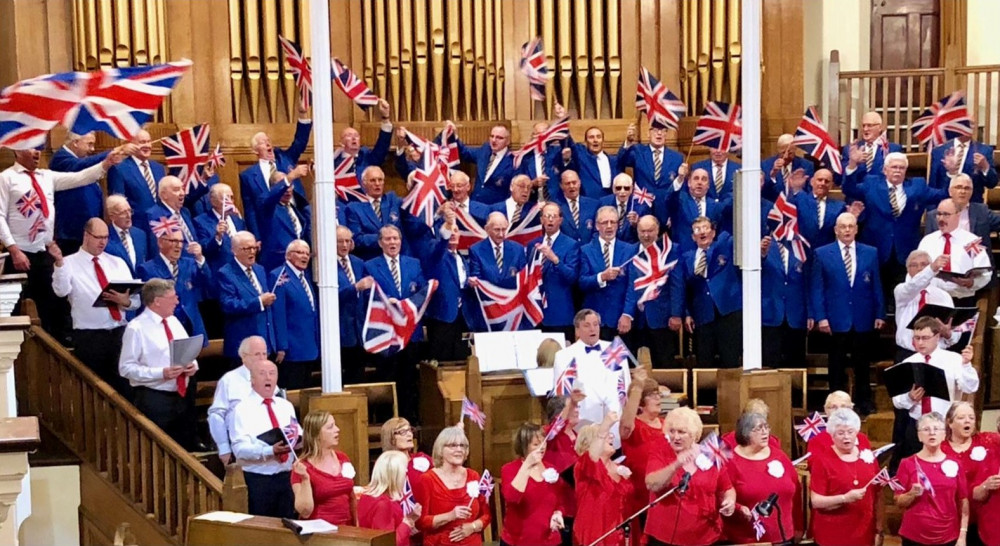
[957,64,1000,145]
[15,325,224,542]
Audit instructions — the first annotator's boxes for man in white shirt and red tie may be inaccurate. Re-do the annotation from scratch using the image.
[917,198,993,308]
[893,250,958,362]
[209,335,268,465]
[229,360,298,518]
[52,218,140,394]
[118,278,199,450]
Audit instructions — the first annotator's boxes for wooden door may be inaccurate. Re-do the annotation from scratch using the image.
[871,0,940,115]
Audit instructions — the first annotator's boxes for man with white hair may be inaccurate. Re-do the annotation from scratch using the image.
[345,166,413,260]
[839,111,902,182]
[209,335,268,465]
[335,225,373,384]
[107,129,165,229]
[144,175,200,254]
[928,115,998,201]
[468,211,527,290]
[193,183,247,275]
[925,173,1000,263]
[105,194,149,277]
[270,240,319,390]
[761,133,815,200]
[217,231,277,362]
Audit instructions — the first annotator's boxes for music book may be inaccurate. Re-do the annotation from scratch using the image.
[281,518,337,536]
[905,305,978,329]
[883,360,951,400]
[91,280,145,307]
[935,267,993,282]
[256,427,286,446]
[170,335,204,366]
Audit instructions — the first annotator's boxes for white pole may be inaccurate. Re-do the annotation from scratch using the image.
[741,0,762,370]
[310,1,343,392]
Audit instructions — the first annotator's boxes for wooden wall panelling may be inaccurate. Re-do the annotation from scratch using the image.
[761,0,804,151]
[306,392,372,484]
[657,1,682,142]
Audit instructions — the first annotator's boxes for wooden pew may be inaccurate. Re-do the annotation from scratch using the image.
[186,514,394,545]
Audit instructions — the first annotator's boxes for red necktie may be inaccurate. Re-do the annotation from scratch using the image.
[942,233,952,272]
[26,171,50,218]
[921,354,933,415]
[263,398,288,462]
[918,289,927,309]
[162,318,187,397]
[92,257,122,321]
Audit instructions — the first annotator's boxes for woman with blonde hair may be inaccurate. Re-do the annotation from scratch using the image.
[536,338,562,368]
[415,426,490,545]
[573,412,632,546]
[358,450,423,545]
[381,417,433,499]
[291,411,357,525]
[941,401,991,546]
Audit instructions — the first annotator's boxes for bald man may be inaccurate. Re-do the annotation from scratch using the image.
[453,124,517,204]
[335,99,393,190]
[107,129,166,229]
[839,111,902,182]
[761,133,815,201]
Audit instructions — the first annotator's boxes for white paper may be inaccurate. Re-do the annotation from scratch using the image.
[290,519,338,535]
[170,334,204,365]
[523,367,555,396]
[193,511,254,523]
[474,330,566,372]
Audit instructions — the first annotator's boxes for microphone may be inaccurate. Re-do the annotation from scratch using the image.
[677,472,692,495]
[754,493,779,517]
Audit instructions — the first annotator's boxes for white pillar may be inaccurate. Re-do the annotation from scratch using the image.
[741,0,763,370]
[310,0,344,393]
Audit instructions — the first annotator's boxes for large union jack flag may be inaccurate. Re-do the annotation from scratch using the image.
[793,106,843,175]
[519,37,550,101]
[766,193,811,262]
[161,123,211,191]
[453,206,488,252]
[278,35,312,111]
[15,191,42,218]
[332,58,380,109]
[505,203,543,246]
[631,234,678,310]
[635,66,686,131]
[0,71,86,150]
[333,151,367,202]
[693,101,742,153]
[512,116,570,168]
[403,125,460,170]
[362,279,439,355]
[474,253,544,331]
[554,358,578,397]
[461,397,487,430]
[794,411,827,442]
[63,59,192,140]
[401,147,449,227]
[910,91,973,149]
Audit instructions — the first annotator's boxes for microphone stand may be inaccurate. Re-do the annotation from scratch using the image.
[774,502,788,545]
[587,481,685,546]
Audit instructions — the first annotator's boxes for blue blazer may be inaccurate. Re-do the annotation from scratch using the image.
[761,242,811,329]
[579,238,638,328]
[238,120,312,236]
[555,196,600,245]
[106,224,149,277]
[691,159,741,199]
[258,183,311,271]
[468,238,527,289]
[344,192,412,260]
[270,264,319,361]
[184,174,218,218]
[340,128,392,184]
[50,147,109,242]
[515,146,563,199]
[107,158,165,228]
[217,261,277,358]
[760,155,815,201]
[143,203,198,256]
[362,255,427,342]
[137,256,211,346]
[457,141,517,204]
[422,234,477,326]
[929,140,998,202]
[623,242,680,330]
[193,211,246,276]
[837,140,903,184]
[670,233,742,324]
[338,255,366,348]
[841,173,946,265]
[599,195,651,243]
[664,191,733,254]
[527,233,580,328]
[788,192,845,249]
[618,144,684,190]
[810,241,885,333]
[567,141,621,199]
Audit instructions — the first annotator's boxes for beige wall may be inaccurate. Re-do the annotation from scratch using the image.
[967,0,1000,65]
[802,0,871,114]
[19,466,80,546]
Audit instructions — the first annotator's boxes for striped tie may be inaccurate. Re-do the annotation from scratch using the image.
[246,267,263,294]
[714,165,725,195]
[120,229,132,262]
[170,260,179,279]
[174,213,195,242]
[778,243,789,273]
[373,198,382,221]
[570,199,580,227]
[817,197,826,229]
[888,186,901,217]
[511,204,523,225]
[783,164,791,182]
[299,273,315,311]
[843,245,854,285]
[268,161,277,181]
[618,203,626,225]
[865,145,875,171]
[141,161,157,200]
[694,250,708,277]
[494,244,503,270]
[603,241,612,269]
[340,257,355,284]
[653,148,663,181]
[390,257,401,293]
[285,204,302,235]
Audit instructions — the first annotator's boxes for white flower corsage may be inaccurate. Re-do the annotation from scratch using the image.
[971,446,987,462]
[341,462,356,480]
[616,465,633,479]
[767,459,785,479]
[543,468,559,483]
[696,453,714,471]
[859,449,875,465]
[412,456,430,472]
[941,459,959,478]
[466,481,480,498]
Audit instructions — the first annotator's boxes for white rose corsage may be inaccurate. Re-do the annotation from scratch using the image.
[859,449,875,465]
[341,462,356,480]
[616,465,633,479]
[412,456,430,472]
[941,459,959,478]
[971,446,988,462]
[696,453,714,472]
[543,468,559,483]
[767,460,785,479]
[466,481,480,498]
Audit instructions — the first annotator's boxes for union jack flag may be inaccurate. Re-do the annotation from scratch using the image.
[505,203,544,246]
[617,373,627,407]
[453,206,488,251]
[635,66,686,131]
[631,234,678,310]
[149,216,181,238]
[871,467,906,492]
[601,336,635,372]
[63,59,192,140]
[278,35,312,111]
[402,147,449,227]
[333,151,367,202]
[915,461,936,497]
[699,432,732,469]
[693,101,742,153]
[282,416,302,450]
[477,470,495,500]
[474,253,544,331]
[910,91,973,149]
[221,193,238,218]
[767,193,811,262]
[751,512,766,541]
[27,214,45,242]
[272,268,291,291]
[512,116,570,168]
[362,279,439,355]
[0,71,86,150]
[461,396,486,430]
[519,37,549,101]
[161,123,211,190]
[332,58,380,109]
[545,413,567,442]
[794,411,827,442]
[632,186,655,207]
[401,478,417,515]
[874,129,891,155]
[403,125,460,169]
[793,106,843,175]
[15,191,41,218]
[554,358,578,397]
[965,237,984,257]
[954,312,979,334]
[206,142,226,171]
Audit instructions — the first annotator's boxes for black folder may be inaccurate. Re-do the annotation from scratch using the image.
[883,360,951,401]
[256,427,286,446]
[935,267,993,282]
[905,304,978,329]
[91,280,144,307]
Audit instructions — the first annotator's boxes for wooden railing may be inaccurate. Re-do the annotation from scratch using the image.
[15,325,224,542]
[957,64,1000,145]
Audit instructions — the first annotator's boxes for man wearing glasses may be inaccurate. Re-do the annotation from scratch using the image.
[598,173,649,244]
[105,195,149,277]
[662,167,733,254]
[217,231,277,364]
[924,174,1000,265]
[579,206,638,343]
[137,229,210,348]
[917,198,993,309]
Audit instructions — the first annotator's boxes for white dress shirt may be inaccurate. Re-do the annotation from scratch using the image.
[594,152,613,189]
[230,390,297,474]
[52,251,140,330]
[258,158,276,182]
[838,240,857,286]
[208,365,253,456]
[893,266,959,350]
[917,228,992,299]
[0,162,106,251]
[118,308,198,390]
[958,206,971,232]
[212,209,238,239]
[551,340,631,449]
[892,347,979,420]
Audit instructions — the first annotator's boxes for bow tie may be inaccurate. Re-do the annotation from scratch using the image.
[585,345,601,354]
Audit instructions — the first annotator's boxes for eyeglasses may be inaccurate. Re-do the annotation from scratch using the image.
[832,429,858,438]
[163,239,184,245]
[912,335,938,342]
[85,232,109,240]
[692,227,713,234]
[918,426,946,433]
[751,424,771,433]
[936,211,955,217]
[238,246,258,252]
[444,443,468,450]
[394,427,413,436]
[540,213,560,220]
[613,186,632,191]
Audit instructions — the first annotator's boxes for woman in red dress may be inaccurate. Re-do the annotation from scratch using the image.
[381,417,434,499]
[724,412,802,545]
[895,412,970,546]
[644,407,736,546]
[573,411,632,546]
[500,423,566,546]
[357,450,422,545]
[806,391,872,458]
[970,420,1000,546]
[720,398,780,450]
[543,390,583,544]
[290,410,357,525]
[415,426,490,545]
[808,408,883,546]
[620,368,667,531]
[942,401,996,546]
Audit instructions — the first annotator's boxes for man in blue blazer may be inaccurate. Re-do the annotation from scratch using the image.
[143,176,200,255]
[421,217,476,361]
[760,236,811,368]
[786,168,845,249]
[238,112,312,237]
[761,134,816,201]
[137,230,211,347]
[692,148,741,200]
[455,124,517,204]
[579,206,638,342]
[105,195,149,277]
[257,171,311,271]
[336,226,372,385]
[193,184,247,276]
[269,239,319,390]
[618,124,684,191]
[487,174,537,226]
[345,166,419,260]
[51,131,118,253]
[336,99,393,187]
[662,168,733,253]
[599,173,651,244]
[528,203,581,340]
[928,134,998,201]
[107,130,165,229]
[445,171,491,225]
[515,121,564,201]
[468,212,527,289]
[838,111,902,184]
[669,218,742,368]
[555,170,600,245]
[623,216,680,368]
[217,231,277,361]
[564,127,622,199]
[810,212,885,414]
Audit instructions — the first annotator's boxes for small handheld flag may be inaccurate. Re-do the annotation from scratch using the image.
[795,412,827,442]
[461,397,486,430]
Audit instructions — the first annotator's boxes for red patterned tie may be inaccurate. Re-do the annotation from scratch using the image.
[263,398,288,462]
[162,318,187,397]
[942,233,952,272]
[921,354,933,415]
[918,289,927,310]
[26,171,50,218]
[92,257,122,321]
